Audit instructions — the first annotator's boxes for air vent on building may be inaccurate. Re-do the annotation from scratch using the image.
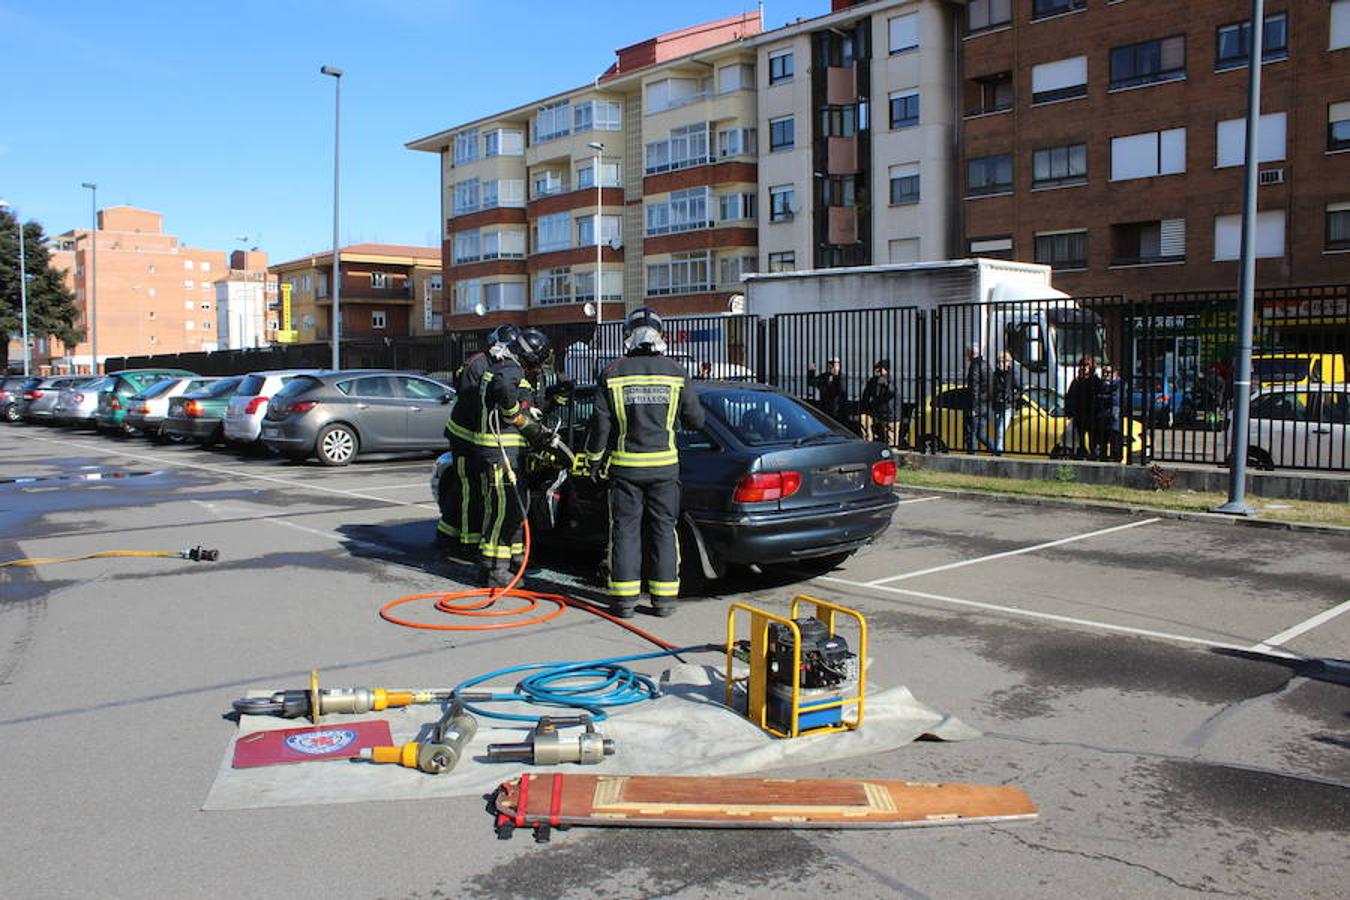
[1259,167,1285,185]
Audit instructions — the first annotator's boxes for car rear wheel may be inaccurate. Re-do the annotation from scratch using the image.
[920,434,948,454]
[2,404,19,423]
[316,424,359,466]
[1246,447,1275,472]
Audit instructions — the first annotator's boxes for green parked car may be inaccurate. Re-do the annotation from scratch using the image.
[95,369,197,435]
[163,376,245,447]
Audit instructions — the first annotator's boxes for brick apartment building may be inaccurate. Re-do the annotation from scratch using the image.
[407,0,960,332]
[958,0,1350,298]
[269,244,444,344]
[47,207,269,372]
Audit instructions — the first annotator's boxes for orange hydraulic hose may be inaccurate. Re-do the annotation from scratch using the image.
[379,520,679,652]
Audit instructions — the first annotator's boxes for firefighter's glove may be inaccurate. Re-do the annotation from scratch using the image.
[517,416,554,452]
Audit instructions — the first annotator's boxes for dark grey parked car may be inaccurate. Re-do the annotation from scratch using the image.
[260,370,455,466]
[20,376,96,423]
[1,376,42,423]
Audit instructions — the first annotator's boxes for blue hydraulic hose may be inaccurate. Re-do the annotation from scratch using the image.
[453,646,709,723]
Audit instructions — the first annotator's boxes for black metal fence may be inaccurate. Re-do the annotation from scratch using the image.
[103,287,1350,472]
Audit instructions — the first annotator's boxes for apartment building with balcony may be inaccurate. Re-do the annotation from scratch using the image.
[958,0,1350,298]
[269,243,443,344]
[408,1,958,330]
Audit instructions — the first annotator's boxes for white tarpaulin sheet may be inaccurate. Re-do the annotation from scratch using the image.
[203,664,979,811]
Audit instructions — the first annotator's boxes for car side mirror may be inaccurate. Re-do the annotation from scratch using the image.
[440,392,454,404]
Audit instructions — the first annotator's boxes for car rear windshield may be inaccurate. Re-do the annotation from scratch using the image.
[702,388,846,446]
[140,379,180,399]
[195,377,243,398]
[1255,359,1311,382]
[272,376,323,403]
[236,374,267,396]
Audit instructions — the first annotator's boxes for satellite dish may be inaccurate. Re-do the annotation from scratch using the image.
[302,314,316,329]
[583,301,597,318]
[474,302,487,317]
[728,293,746,314]
[608,236,623,250]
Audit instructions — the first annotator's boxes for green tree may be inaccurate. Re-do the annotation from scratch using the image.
[0,207,83,372]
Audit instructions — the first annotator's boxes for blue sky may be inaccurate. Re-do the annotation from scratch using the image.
[0,0,822,265]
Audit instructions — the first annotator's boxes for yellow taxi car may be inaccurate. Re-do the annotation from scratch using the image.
[913,384,1143,459]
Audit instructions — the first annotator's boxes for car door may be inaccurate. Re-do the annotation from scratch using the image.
[1311,390,1348,470]
[398,376,454,448]
[1249,390,1308,467]
[340,376,407,450]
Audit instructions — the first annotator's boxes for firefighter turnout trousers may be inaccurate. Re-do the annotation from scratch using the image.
[436,439,484,550]
[480,449,526,568]
[607,475,681,603]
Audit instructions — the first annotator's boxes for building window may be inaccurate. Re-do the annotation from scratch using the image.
[769,50,794,84]
[371,272,388,289]
[718,63,755,94]
[1328,204,1350,251]
[1215,13,1289,70]
[967,154,1013,197]
[646,252,711,296]
[889,164,921,205]
[1110,128,1186,181]
[575,215,621,247]
[483,231,526,260]
[533,100,571,143]
[769,186,795,222]
[645,77,708,113]
[484,129,525,157]
[1332,0,1350,51]
[203,320,212,330]
[645,123,710,175]
[969,236,1014,259]
[534,212,572,253]
[889,91,919,129]
[1032,143,1088,188]
[576,158,621,189]
[718,192,757,222]
[184,280,194,289]
[888,13,919,54]
[1031,56,1087,104]
[1216,112,1287,168]
[645,188,710,236]
[1110,36,1186,91]
[967,73,1013,116]
[573,270,622,303]
[453,179,480,215]
[534,267,573,305]
[889,238,921,264]
[371,311,386,330]
[767,251,796,273]
[1328,101,1350,151]
[717,254,758,286]
[184,259,194,270]
[819,176,855,208]
[185,321,195,330]
[819,105,860,138]
[453,128,480,165]
[532,169,567,198]
[1035,231,1088,270]
[967,0,1011,34]
[573,99,622,133]
[1031,0,1084,21]
[453,279,482,313]
[482,179,525,209]
[453,230,481,264]
[717,127,757,159]
[200,261,211,272]
[148,310,156,320]
[769,116,795,151]
[1214,210,1285,260]
[1110,218,1186,266]
[483,282,527,311]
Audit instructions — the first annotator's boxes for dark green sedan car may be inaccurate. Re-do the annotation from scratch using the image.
[95,368,197,435]
[164,376,245,447]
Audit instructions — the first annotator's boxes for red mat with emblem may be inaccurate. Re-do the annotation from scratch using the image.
[231,721,393,768]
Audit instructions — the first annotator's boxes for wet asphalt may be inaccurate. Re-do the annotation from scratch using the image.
[0,423,1346,900]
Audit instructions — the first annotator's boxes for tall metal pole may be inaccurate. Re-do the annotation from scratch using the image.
[588,141,604,327]
[1217,0,1264,516]
[321,65,343,370]
[17,211,28,376]
[81,183,98,374]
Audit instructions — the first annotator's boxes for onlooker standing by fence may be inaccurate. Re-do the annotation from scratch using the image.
[808,357,848,423]
[991,351,1021,454]
[1065,356,1100,459]
[861,359,895,445]
[1095,364,1124,461]
[964,344,996,453]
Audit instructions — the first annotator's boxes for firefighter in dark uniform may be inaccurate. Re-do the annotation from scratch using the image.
[586,308,704,618]
[476,328,555,588]
[437,323,519,558]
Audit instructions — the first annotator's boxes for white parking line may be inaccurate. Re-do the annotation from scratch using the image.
[820,575,1301,659]
[866,517,1161,586]
[894,496,941,506]
[359,483,430,492]
[25,434,440,512]
[1248,598,1350,654]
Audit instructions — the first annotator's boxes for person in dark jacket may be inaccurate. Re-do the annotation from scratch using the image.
[1094,363,1124,461]
[990,351,1022,453]
[1064,356,1100,458]
[807,357,847,422]
[860,359,895,445]
[438,323,519,558]
[964,344,996,453]
[586,307,705,618]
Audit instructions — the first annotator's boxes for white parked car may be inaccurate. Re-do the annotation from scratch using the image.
[1246,384,1348,470]
[223,369,321,446]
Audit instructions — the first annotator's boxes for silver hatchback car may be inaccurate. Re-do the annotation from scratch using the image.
[53,376,113,427]
[21,376,96,423]
[223,369,320,446]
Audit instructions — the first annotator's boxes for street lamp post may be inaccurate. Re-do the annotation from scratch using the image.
[320,65,343,370]
[81,182,97,373]
[587,141,604,328]
[0,200,30,376]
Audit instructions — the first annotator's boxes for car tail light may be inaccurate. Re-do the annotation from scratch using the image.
[25,390,42,399]
[137,405,151,415]
[184,400,203,417]
[245,396,269,415]
[109,397,122,411]
[288,400,319,415]
[871,460,897,486]
[733,471,802,503]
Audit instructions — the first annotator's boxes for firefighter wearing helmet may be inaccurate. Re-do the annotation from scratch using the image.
[585,307,705,617]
